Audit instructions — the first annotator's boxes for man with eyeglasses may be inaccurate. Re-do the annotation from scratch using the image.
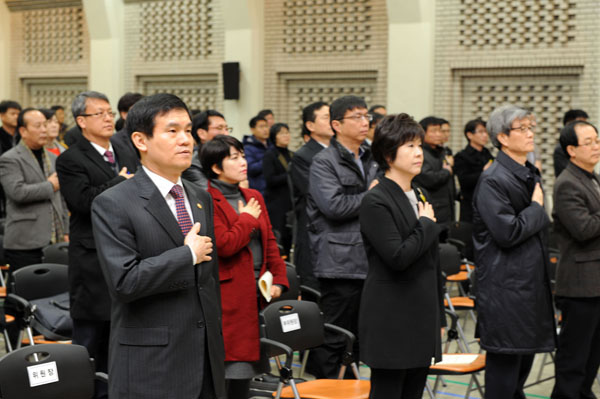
[56,91,139,399]
[472,104,556,398]
[183,109,232,189]
[552,120,600,399]
[305,95,378,379]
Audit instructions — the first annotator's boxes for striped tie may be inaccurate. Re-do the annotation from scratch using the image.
[169,184,193,236]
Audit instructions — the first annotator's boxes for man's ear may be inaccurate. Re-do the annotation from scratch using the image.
[566,145,577,158]
[18,126,27,137]
[75,116,86,130]
[331,120,341,135]
[197,128,209,143]
[496,132,508,148]
[305,121,315,134]
[131,132,148,154]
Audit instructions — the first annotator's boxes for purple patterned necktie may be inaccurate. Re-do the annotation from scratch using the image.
[104,150,115,165]
[169,184,193,236]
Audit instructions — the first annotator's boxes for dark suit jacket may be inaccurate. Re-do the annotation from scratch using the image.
[56,137,138,320]
[413,144,454,224]
[553,162,600,297]
[263,146,293,236]
[110,128,140,170]
[91,169,225,399]
[358,177,445,369]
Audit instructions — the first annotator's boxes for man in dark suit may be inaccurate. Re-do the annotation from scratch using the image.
[91,93,225,399]
[288,101,332,289]
[552,120,600,399]
[56,91,138,399]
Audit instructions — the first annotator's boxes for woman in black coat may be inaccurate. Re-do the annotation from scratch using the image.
[263,123,293,256]
[359,114,446,398]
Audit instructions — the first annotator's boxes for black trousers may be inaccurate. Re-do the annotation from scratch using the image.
[305,278,363,379]
[72,319,110,399]
[485,352,535,399]
[292,212,319,290]
[369,367,428,399]
[552,296,600,399]
[5,248,44,276]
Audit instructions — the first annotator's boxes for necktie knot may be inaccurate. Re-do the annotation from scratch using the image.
[170,184,184,199]
[104,150,115,165]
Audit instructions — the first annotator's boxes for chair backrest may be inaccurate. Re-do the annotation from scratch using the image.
[0,344,95,399]
[272,264,300,303]
[42,243,69,266]
[448,221,474,260]
[438,243,462,277]
[12,264,69,300]
[0,234,6,265]
[260,300,324,357]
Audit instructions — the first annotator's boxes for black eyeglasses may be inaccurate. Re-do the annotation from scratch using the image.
[80,110,115,119]
[339,114,373,123]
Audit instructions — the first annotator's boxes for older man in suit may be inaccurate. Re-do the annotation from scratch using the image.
[56,91,138,399]
[91,93,225,399]
[289,101,332,289]
[0,108,68,271]
[552,120,600,399]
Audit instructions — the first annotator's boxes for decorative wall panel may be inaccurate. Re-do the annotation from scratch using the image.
[138,75,219,111]
[21,77,88,126]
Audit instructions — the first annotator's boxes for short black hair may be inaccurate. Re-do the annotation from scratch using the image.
[200,135,245,180]
[562,109,589,126]
[249,115,267,129]
[372,113,425,171]
[125,93,191,139]
[117,92,144,113]
[302,101,328,137]
[559,120,598,154]
[0,100,22,114]
[257,109,273,119]
[269,123,290,143]
[368,104,386,113]
[369,112,384,128]
[39,108,56,120]
[50,105,64,112]
[463,118,486,141]
[330,95,367,122]
[419,116,442,132]
[439,118,449,125]
[16,108,39,131]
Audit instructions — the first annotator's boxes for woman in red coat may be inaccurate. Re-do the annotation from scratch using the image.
[202,135,289,398]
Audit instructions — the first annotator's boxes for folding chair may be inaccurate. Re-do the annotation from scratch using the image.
[0,343,107,399]
[426,310,485,399]
[259,300,369,399]
[6,263,72,347]
[42,242,69,266]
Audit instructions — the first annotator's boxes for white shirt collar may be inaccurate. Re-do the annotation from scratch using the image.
[142,165,184,199]
[90,141,114,158]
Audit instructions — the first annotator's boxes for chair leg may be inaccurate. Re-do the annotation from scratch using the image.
[288,379,301,399]
[351,362,361,379]
[299,349,310,378]
[274,381,284,399]
[3,329,11,352]
[464,375,474,399]
[432,375,441,392]
[425,381,436,399]
[473,373,485,397]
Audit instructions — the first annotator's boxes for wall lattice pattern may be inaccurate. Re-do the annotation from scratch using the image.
[140,0,213,61]
[22,6,85,63]
[23,78,88,127]
[459,0,576,49]
[139,76,218,111]
[282,0,372,54]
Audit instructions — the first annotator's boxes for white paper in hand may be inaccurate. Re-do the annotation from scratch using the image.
[259,270,273,302]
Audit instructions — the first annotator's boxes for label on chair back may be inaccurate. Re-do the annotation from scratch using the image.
[280,313,301,333]
[27,361,59,387]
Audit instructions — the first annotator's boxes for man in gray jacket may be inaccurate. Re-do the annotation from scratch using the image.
[305,95,378,378]
[0,108,68,271]
[552,120,600,399]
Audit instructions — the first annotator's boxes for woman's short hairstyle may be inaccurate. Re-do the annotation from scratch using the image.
[486,104,531,149]
[269,122,289,143]
[200,134,244,179]
[371,113,424,171]
[559,120,598,154]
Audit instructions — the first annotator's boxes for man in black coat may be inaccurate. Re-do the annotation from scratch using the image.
[56,91,138,399]
[473,104,556,398]
[551,120,600,399]
[413,116,454,226]
[288,101,333,289]
[91,93,225,399]
[553,109,589,177]
[454,118,494,223]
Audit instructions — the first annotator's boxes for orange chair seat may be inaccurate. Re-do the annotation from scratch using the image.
[430,353,486,374]
[0,286,5,298]
[444,296,475,308]
[21,335,72,345]
[0,265,9,271]
[447,271,468,282]
[5,315,14,323]
[277,379,370,399]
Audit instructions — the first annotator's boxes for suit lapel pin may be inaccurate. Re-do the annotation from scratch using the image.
[197,203,202,209]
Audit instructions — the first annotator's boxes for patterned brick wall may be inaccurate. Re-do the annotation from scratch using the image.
[264,0,388,150]
[123,0,224,112]
[434,0,598,190]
